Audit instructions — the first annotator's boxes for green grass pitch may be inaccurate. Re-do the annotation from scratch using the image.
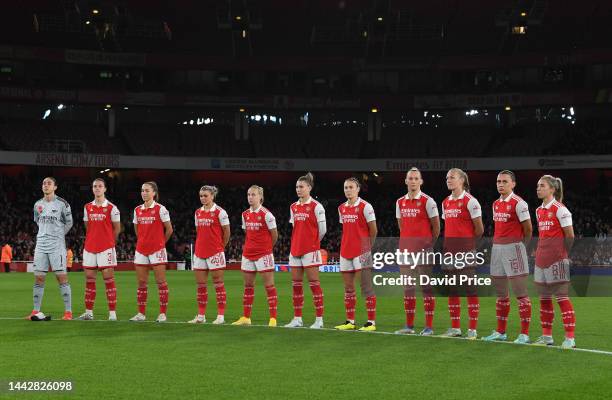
[1,271,612,399]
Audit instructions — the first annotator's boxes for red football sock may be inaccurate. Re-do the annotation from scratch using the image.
[540,296,554,336]
[292,280,304,318]
[344,290,356,321]
[265,285,278,319]
[404,296,416,327]
[467,295,480,330]
[556,296,575,339]
[137,284,147,314]
[157,281,169,314]
[366,295,376,322]
[496,297,510,334]
[423,296,436,329]
[448,296,461,329]
[197,283,208,315]
[243,285,254,318]
[517,296,531,335]
[309,280,324,318]
[214,281,226,316]
[104,277,117,312]
[84,277,96,311]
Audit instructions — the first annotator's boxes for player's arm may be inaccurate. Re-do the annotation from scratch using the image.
[521,219,533,246]
[472,217,484,238]
[395,200,402,233]
[270,228,279,246]
[219,209,231,247]
[468,197,483,238]
[367,220,378,247]
[83,206,88,232]
[265,212,278,246]
[112,221,121,241]
[163,221,173,242]
[111,205,121,241]
[316,203,326,241]
[430,216,441,243]
[133,209,138,236]
[222,225,230,247]
[558,206,574,254]
[562,225,575,253]
[62,202,73,234]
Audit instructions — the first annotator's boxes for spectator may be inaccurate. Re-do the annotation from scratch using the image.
[1,240,12,273]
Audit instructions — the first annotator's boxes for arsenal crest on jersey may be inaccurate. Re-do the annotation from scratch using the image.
[257,216,262,221]
[548,212,554,218]
[37,205,43,214]
[506,205,512,211]
[103,208,108,212]
[305,207,310,212]
[458,202,463,208]
[416,201,421,207]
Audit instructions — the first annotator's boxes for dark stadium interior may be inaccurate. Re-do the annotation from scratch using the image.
[1,0,612,264]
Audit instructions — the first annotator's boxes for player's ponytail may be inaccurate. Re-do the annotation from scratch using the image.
[200,185,219,199]
[449,168,470,192]
[249,185,264,204]
[144,181,159,201]
[540,175,564,203]
[298,172,315,188]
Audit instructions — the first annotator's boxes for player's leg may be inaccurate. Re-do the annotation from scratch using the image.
[335,260,357,330]
[153,264,168,322]
[396,265,417,334]
[101,267,117,320]
[51,251,72,320]
[131,265,149,321]
[189,268,208,323]
[534,275,555,345]
[444,268,463,337]
[419,264,436,335]
[29,250,49,319]
[232,267,256,325]
[285,258,305,327]
[553,278,576,349]
[261,270,278,326]
[79,267,97,320]
[305,265,324,328]
[510,275,531,344]
[211,268,226,324]
[358,265,377,332]
[482,276,509,341]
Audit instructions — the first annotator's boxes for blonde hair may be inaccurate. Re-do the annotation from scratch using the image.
[200,185,219,199]
[540,175,564,202]
[248,185,264,204]
[448,168,470,192]
[298,172,314,188]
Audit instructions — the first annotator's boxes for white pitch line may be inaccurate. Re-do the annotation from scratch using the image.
[2,316,612,357]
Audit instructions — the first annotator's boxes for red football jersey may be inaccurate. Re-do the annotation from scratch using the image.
[195,204,230,259]
[442,191,482,252]
[396,191,438,251]
[536,200,572,267]
[83,199,120,253]
[242,206,276,260]
[133,201,170,255]
[290,197,326,257]
[339,198,376,259]
[493,192,530,244]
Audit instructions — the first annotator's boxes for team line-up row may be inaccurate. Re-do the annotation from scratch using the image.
[27,168,576,349]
